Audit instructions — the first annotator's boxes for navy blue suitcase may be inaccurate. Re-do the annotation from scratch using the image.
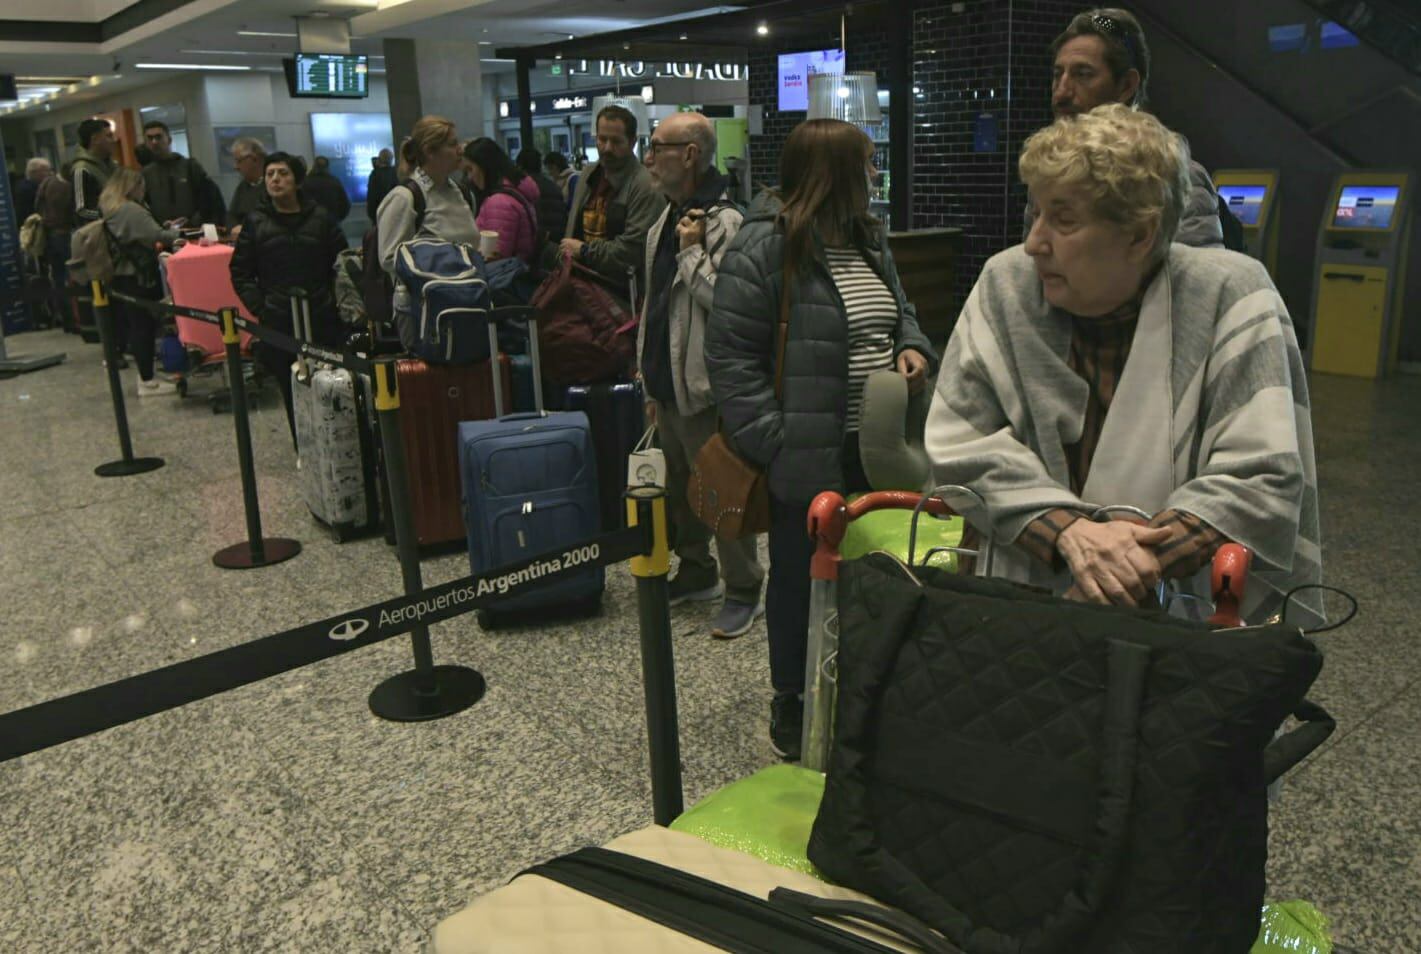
[458,312,603,626]
[564,382,645,533]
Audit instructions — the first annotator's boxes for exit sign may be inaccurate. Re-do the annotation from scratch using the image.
[550,64,564,76]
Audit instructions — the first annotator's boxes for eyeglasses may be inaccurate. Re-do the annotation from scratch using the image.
[647,140,693,155]
[1091,14,1139,70]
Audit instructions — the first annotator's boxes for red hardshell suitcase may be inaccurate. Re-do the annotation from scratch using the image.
[395,356,512,548]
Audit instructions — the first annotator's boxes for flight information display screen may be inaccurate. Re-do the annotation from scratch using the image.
[1218,184,1269,226]
[287,53,368,99]
[1333,185,1400,230]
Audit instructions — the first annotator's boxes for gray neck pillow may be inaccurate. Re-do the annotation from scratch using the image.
[858,369,932,492]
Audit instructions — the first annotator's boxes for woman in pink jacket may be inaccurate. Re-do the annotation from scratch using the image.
[462,138,541,263]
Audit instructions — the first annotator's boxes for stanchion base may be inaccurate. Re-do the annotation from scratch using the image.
[212,537,303,570]
[369,665,486,723]
[95,457,165,478]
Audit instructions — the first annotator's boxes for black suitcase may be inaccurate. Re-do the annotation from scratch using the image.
[563,381,645,532]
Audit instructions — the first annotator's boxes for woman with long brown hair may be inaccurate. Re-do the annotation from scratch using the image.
[706,118,938,760]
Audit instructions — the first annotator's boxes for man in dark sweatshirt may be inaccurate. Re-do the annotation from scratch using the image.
[141,120,217,227]
[72,118,117,224]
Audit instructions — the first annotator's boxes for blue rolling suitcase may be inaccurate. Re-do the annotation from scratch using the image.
[458,312,603,628]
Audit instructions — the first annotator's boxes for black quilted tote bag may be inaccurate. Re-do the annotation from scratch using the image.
[808,552,1334,954]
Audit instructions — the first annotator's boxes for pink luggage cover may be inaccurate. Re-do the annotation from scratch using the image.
[165,243,257,356]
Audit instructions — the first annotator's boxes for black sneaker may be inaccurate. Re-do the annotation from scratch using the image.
[668,572,724,607]
[769,692,803,762]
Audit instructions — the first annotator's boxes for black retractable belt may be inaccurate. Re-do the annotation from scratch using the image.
[523,847,952,954]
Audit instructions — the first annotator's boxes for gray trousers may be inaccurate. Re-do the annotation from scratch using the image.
[654,400,765,605]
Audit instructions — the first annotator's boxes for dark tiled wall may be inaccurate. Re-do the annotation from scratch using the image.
[746,26,893,190]
[911,0,1082,303]
[744,1,1081,302]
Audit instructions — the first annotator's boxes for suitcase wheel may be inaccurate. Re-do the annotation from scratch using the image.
[476,609,499,631]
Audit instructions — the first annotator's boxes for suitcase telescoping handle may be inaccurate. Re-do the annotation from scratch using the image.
[289,289,312,376]
[483,305,543,418]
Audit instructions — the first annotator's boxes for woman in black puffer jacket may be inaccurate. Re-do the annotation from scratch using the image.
[229,151,348,443]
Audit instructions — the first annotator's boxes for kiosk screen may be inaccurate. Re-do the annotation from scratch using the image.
[1333,185,1400,230]
[1218,185,1268,226]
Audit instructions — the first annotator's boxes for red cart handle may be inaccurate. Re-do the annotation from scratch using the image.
[806,491,956,582]
[1207,543,1252,628]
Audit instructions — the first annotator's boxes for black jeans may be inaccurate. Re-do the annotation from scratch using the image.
[109,276,159,381]
[765,433,871,695]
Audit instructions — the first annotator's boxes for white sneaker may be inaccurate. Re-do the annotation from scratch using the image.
[136,378,177,397]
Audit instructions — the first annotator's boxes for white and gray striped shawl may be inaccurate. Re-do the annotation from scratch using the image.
[926,244,1323,626]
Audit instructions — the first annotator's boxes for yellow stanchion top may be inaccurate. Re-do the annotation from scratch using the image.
[627,487,671,578]
[373,362,400,412]
[219,307,240,346]
[90,280,108,307]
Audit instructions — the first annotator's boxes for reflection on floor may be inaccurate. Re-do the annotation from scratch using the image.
[2,328,1418,951]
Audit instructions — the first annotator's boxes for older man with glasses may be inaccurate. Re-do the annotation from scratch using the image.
[638,111,765,638]
[228,137,268,236]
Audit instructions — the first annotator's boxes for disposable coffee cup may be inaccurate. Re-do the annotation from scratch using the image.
[478,231,499,256]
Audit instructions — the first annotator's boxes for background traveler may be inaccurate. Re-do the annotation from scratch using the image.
[228,137,268,236]
[36,161,76,327]
[706,118,938,760]
[73,118,117,225]
[543,151,575,202]
[516,147,569,247]
[462,138,540,263]
[366,148,399,222]
[304,155,352,223]
[638,112,764,640]
[15,157,49,225]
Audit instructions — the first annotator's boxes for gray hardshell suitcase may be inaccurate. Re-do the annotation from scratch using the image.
[290,294,379,542]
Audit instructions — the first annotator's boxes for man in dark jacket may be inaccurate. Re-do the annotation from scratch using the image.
[1025,8,1227,248]
[556,105,665,295]
[229,152,347,444]
[366,149,398,221]
[303,156,352,223]
[142,120,218,227]
[73,118,117,224]
[515,147,568,246]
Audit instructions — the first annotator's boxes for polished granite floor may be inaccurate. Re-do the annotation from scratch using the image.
[2,327,1418,952]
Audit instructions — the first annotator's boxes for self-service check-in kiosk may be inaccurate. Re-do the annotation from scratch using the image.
[1310,172,1412,378]
[1215,169,1280,276]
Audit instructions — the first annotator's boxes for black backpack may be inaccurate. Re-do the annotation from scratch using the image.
[808,553,1333,954]
[359,177,476,332]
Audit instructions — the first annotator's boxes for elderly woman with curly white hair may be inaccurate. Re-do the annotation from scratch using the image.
[928,104,1321,625]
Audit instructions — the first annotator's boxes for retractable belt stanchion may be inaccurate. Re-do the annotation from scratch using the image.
[367,358,486,721]
[91,280,165,478]
[212,306,302,569]
[626,485,684,825]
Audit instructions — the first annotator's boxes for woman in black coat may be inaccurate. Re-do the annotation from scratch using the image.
[229,152,348,444]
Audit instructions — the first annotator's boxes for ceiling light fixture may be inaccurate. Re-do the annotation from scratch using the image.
[236,30,297,38]
[756,22,769,36]
[135,63,253,71]
[679,33,688,40]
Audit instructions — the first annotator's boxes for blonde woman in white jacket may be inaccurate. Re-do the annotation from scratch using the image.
[99,167,182,396]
